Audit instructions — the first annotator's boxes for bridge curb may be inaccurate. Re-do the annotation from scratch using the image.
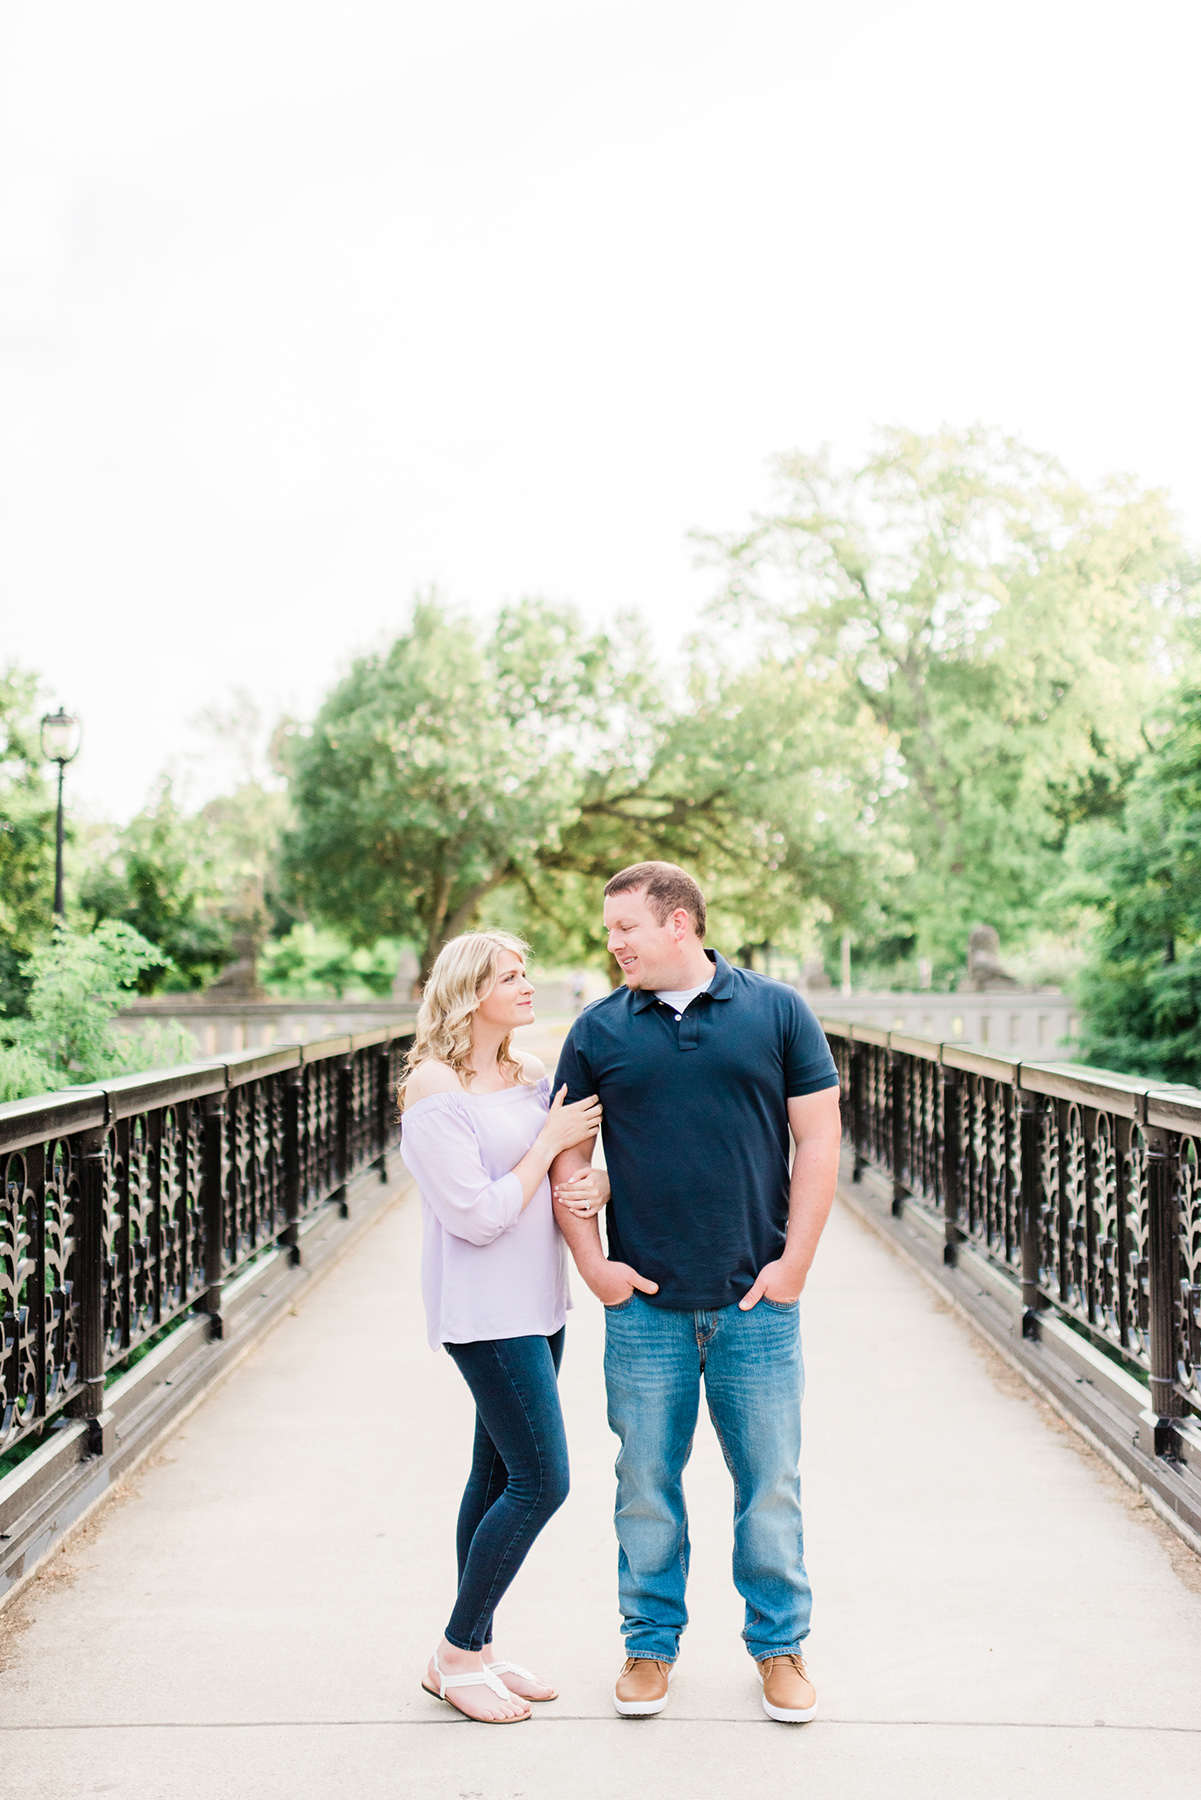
[0,1167,414,1615]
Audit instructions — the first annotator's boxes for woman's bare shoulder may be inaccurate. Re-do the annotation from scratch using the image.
[404,1061,464,1103]
[518,1051,547,1082]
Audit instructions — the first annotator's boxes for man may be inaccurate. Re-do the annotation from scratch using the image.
[550,862,842,1724]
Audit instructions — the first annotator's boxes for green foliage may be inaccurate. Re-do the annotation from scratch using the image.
[0,667,55,1016]
[17,428,1198,1070]
[81,770,292,992]
[260,925,399,999]
[283,592,900,980]
[0,922,196,1100]
[0,1042,61,1104]
[282,595,660,980]
[524,653,901,965]
[15,920,165,1074]
[1072,681,1201,1081]
[79,779,232,989]
[703,426,1191,966]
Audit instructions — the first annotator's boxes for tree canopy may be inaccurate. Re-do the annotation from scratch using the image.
[281,594,898,982]
[1070,677,1201,1081]
[281,596,660,982]
[702,426,1191,973]
[0,668,55,1017]
[8,423,1201,1101]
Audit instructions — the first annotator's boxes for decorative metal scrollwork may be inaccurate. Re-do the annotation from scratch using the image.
[1174,1136,1201,1401]
[1,1150,37,1449]
[1037,1097,1061,1296]
[1090,1113,1119,1338]
[962,1076,1016,1260]
[0,1139,82,1450]
[45,1139,79,1410]
[0,1032,411,1461]
[893,1055,941,1214]
[1120,1123,1150,1362]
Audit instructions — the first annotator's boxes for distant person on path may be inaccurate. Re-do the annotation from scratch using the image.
[399,930,608,1724]
[549,863,842,1723]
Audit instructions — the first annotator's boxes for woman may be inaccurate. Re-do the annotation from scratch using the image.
[399,930,609,1724]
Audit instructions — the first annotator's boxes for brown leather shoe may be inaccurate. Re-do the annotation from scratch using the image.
[757,1653,817,1722]
[614,1656,674,1716]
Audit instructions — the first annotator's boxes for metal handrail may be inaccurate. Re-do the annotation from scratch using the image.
[821,1019,1201,1458]
[0,1030,413,1458]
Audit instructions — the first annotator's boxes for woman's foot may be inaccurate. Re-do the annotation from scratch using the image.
[482,1645,558,1702]
[423,1641,531,1723]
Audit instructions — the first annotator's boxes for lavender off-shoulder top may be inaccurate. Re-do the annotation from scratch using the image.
[399,1075,571,1350]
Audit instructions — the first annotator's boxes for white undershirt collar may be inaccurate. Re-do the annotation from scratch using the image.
[650,972,714,1019]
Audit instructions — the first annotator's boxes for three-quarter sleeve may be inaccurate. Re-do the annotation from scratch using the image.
[400,1100,525,1245]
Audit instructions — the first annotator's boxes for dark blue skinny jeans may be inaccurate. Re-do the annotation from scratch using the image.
[443,1327,569,1652]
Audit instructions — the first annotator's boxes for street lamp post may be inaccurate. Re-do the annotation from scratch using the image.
[40,709,82,919]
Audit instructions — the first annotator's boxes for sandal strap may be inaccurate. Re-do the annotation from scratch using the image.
[484,1658,537,1682]
[432,1653,513,1700]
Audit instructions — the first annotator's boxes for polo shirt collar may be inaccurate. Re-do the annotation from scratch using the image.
[629,949,736,1011]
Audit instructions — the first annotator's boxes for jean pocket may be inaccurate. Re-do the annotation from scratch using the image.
[603,1295,635,1312]
[759,1296,799,1311]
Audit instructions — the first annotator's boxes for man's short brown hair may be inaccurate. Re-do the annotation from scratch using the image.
[603,862,707,939]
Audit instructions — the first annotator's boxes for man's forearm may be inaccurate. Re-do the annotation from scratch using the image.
[550,1146,607,1276]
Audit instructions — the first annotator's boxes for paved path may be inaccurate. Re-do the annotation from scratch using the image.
[2,1023,1200,1798]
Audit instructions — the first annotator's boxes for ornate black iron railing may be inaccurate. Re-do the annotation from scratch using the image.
[823,1021,1201,1446]
[0,1030,412,1457]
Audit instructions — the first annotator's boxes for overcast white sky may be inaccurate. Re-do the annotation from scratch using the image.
[3,0,1200,819]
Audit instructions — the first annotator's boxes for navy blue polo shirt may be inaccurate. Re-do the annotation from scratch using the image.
[553,950,839,1311]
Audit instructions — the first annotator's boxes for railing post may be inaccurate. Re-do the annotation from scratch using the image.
[1018,1088,1042,1339]
[374,1045,392,1182]
[202,1091,226,1339]
[888,1049,907,1217]
[68,1126,110,1449]
[1144,1126,1183,1455]
[334,1054,353,1218]
[281,1065,304,1265]
[941,1062,964,1266]
[850,1042,866,1183]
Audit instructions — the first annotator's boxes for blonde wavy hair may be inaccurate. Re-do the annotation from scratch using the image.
[399,930,533,1106]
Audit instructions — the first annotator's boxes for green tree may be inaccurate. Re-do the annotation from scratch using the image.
[79,779,232,989]
[521,652,900,970]
[282,596,659,982]
[1072,680,1201,1081]
[0,667,55,1016]
[80,758,293,993]
[703,427,1192,973]
[0,922,195,1100]
[260,924,399,998]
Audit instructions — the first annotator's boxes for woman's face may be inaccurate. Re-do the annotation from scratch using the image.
[475,949,535,1033]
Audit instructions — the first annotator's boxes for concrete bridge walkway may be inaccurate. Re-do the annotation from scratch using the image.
[2,1030,1200,1799]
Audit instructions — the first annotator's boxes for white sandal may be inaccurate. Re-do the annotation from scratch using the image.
[483,1656,558,1701]
[421,1652,531,1724]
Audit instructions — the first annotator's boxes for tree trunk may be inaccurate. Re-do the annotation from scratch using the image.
[417,864,516,987]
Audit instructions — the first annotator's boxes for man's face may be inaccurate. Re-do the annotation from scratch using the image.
[603,887,688,990]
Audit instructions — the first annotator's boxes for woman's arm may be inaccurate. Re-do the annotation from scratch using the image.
[401,1070,603,1244]
[506,1082,605,1206]
[553,1164,610,1217]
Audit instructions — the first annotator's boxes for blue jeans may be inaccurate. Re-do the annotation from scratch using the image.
[603,1293,809,1663]
[443,1328,569,1652]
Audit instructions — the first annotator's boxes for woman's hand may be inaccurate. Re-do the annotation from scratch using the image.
[553,1166,610,1218]
[538,1085,603,1157]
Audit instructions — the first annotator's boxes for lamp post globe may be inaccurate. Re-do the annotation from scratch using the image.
[40,708,81,920]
